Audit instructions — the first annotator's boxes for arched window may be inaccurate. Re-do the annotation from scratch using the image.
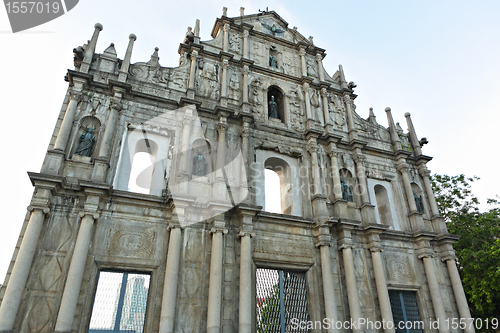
[264,157,293,214]
[127,139,159,194]
[267,86,285,122]
[374,185,394,228]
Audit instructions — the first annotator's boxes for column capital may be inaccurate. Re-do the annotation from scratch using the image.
[27,205,50,215]
[110,101,123,112]
[343,94,351,103]
[223,22,230,31]
[315,234,332,248]
[167,222,184,231]
[69,90,83,102]
[418,166,431,177]
[316,53,323,62]
[338,243,355,251]
[210,227,228,235]
[243,64,250,74]
[307,141,319,154]
[191,49,199,58]
[302,82,310,89]
[237,230,255,238]
[320,87,328,96]
[222,58,229,68]
[299,48,306,56]
[78,211,100,220]
[417,248,435,260]
[369,245,384,253]
[217,117,228,133]
[397,163,410,173]
[352,153,365,164]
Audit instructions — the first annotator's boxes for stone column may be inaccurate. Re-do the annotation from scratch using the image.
[303,83,312,120]
[419,167,439,217]
[0,206,49,331]
[223,23,230,53]
[214,116,228,197]
[178,108,194,175]
[445,258,475,333]
[53,90,83,152]
[327,145,342,201]
[242,65,249,103]
[385,107,402,151]
[80,23,103,74]
[340,243,363,333]
[420,253,450,333]
[238,229,255,333]
[188,50,198,90]
[243,30,250,59]
[315,226,339,333]
[343,94,356,135]
[159,226,183,333]
[220,58,229,104]
[370,246,396,333]
[207,219,227,333]
[299,47,307,77]
[54,211,99,332]
[353,154,370,205]
[97,100,121,159]
[316,53,325,82]
[321,88,331,128]
[398,164,418,213]
[404,112,422,156]
[118,33,137,82]
[308,143,322,197]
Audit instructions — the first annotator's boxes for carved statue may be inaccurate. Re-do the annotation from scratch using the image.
[413,191,424,213]
[268,96,279,119]
[269,55,278,69]
[74,127,95,157]
[184,27,194,44]
[341,178,353,202]
[192,150,208,176]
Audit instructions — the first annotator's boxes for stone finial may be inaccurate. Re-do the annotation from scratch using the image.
[385,107,391,112]
[94,23,103,31]
[129,33,137,41]
[222,7,228,17]
[194,19,200,37]
[240,7,245,16]
[368,107,377,124]
[308,36,314,44]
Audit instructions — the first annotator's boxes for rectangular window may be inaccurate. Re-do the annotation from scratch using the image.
[88,271,151,333]
[256,268,309,333]
[389,290,423,333]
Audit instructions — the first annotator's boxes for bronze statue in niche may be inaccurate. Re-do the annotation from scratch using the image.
[268,96,279,119]
[74,127,95,157]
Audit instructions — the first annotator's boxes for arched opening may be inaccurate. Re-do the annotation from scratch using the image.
[374,184,394,228]
[265,157,292,214]
[127,139,159,194]
[267,86,285,122]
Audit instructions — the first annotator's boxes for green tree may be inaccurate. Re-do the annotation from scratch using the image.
[431,174,500,331]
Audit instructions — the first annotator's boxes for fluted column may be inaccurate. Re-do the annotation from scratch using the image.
[370,246,396,333]
[54,90,83,152]
[420,253,450,333]
[340,243,363,333]
[55,211,99,332]
[207,220,227,333]
[445,258,475,333]
[316,53,325,82]
[315,227,339,333]
[0,205,49,331]
[159,226,183,333]
[299,47,307,77]
[118,33,137,82]
[80,23,103,73]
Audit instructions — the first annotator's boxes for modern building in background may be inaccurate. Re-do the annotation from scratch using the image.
[0,8,473,333]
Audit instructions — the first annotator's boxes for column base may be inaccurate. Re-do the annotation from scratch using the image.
[41,149,65,175]
[324,124,335,134]
[431,215,448,233]
[360,204,377,225]
[332,199,349,218]
[187,88,195,100]
[220,97,228,107]
[348,129,358,141]
[311,194,329,222]
[241,101,251,115]
[408,211,425,231]
[91,158,109,182]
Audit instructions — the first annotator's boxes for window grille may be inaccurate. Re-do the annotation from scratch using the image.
[88,271,150,333]
[256,268,309,333]
[388,290,423,333]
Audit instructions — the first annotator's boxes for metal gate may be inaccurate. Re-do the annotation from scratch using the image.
[256,268,309,333]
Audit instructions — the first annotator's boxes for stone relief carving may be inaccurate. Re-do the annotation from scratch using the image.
[229,33,241,54]
[228,72,240,100]
[282,52,297,76]
[196,62,220,99]
[170,69,188,91]
[396,122,411,147]
[250,77,264,120]
[384,253,416,284]
[306,58,317,77]
[289,85,304,131]
[252,42,265,66]
[106,226,157,258]
[254,238,312,258]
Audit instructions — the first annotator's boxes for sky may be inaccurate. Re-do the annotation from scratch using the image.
[1,0,499,281]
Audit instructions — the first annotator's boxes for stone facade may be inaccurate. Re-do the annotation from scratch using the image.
[0,8,474,333]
